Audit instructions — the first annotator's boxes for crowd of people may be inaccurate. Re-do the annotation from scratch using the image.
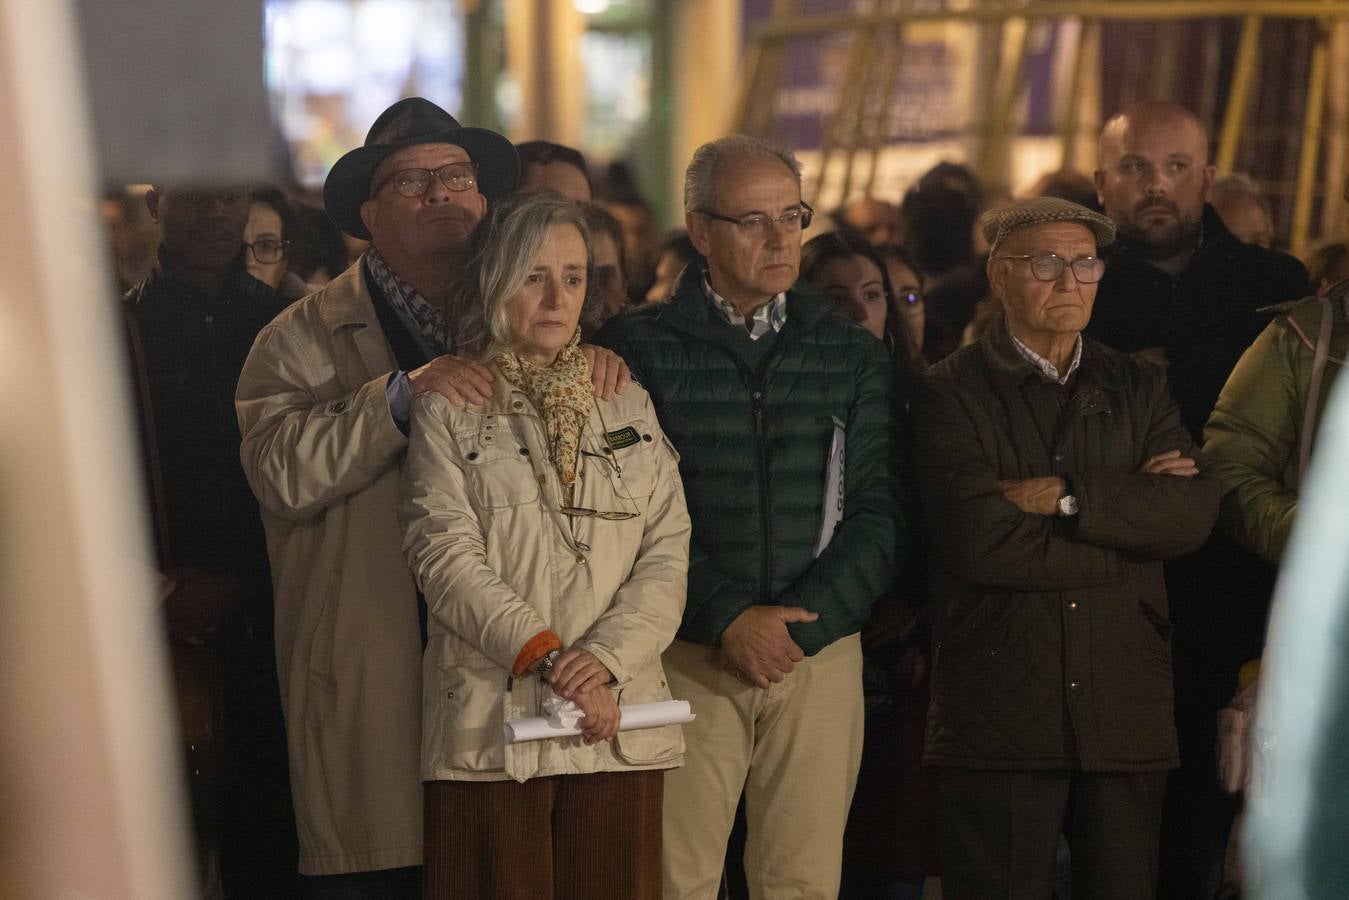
[117,92,1349,900]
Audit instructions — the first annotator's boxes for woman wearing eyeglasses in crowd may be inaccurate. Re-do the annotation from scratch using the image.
[243,185,312,300]
[399,193,691,900]
[801,228,941,898]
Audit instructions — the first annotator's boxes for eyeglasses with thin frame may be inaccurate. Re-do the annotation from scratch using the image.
[373,162,479,199]
[565,446,643,522]
[996,253,1106,284]
[559,506,639,521]
[244,238,290,265]
[696,202,814,239]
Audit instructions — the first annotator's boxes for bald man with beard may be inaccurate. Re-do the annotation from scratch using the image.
[1087,101,1310,899]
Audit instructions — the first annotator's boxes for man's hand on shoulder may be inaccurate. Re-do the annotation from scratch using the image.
[581,344,632,400]
[718,605,818,688]
[409,355,495,407]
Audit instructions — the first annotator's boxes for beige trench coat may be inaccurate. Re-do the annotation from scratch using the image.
[400,374,691,783]
[235,258,422,875]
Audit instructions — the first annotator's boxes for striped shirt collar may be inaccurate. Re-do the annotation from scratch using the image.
[703,275,787,340]
[1009,330,1083,385]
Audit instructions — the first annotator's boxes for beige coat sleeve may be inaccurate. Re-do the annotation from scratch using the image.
[236,320,408,521]
[399,392,553,671]
[573,397,691,688]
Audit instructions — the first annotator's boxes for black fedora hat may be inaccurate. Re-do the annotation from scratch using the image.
[323,97,520,240]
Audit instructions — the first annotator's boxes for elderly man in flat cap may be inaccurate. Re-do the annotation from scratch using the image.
[912,197,1221,897]
[235,97,627,898]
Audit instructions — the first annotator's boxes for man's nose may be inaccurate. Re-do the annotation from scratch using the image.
[424,173,453,203]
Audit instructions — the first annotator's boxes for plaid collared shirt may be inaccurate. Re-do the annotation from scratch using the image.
[1009,330,1083,385]
[705,276,788,340]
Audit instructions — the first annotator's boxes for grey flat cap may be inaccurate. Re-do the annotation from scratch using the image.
[980,197,1116,252]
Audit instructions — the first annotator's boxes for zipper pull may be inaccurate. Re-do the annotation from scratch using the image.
[751,391,765,432]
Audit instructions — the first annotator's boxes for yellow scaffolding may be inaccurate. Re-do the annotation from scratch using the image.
[738,0,1349,251]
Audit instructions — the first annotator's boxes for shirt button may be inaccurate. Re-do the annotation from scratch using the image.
[575,554,586,565]
[1054,453,1064,462]
[642,434,653,442]
[466,452,479,461]
[537,474,546,485]
[512,400,523,410]
[519,447,530,456]
[328,400,346,414]
[1070,681,1080,690]
[1069,601,1078,610]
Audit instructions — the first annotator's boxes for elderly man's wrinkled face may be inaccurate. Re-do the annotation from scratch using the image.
[688,155,804,303]
[148,185,252,273]
[360,143,487,262]
[989,222,1100,340]
[1096,114,1214,258]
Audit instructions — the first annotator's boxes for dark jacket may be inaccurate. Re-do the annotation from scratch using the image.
[596,265,901,655]
[127,253,287,603]
[1086,204,1311,441]
[914,318,1220,771]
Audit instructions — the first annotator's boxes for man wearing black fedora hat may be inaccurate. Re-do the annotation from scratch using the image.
[235,97,628,897]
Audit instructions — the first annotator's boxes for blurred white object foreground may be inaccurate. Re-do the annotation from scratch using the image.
[1244,378,1349,897]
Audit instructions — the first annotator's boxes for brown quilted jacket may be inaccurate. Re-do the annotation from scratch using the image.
[914,317,1220,772]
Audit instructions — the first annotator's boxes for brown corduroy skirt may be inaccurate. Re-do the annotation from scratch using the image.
[422,770,664,900]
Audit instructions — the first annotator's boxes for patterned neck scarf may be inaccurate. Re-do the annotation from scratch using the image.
[365,248,453,357]
[494,331,593,505]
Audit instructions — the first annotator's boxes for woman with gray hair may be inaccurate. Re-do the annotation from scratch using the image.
[399,192,691,899]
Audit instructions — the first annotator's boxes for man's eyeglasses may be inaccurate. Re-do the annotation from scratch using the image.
[244,239,290,264]
[996,253,1106,284]
[696,202,814,239]
[374,162,479,199]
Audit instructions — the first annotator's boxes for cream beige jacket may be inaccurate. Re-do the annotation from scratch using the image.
[235,259,422,875]
[400,373,690,783]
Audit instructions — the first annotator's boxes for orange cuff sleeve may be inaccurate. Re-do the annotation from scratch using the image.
[513,630,563,677]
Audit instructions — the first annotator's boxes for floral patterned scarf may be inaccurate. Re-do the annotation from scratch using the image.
[494,331,593,505]
[365,248,453,357]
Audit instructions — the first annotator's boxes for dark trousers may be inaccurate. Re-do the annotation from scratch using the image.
[216,613,299,898]
[423,770,664,900]
[301,867,421,900]
[940,768,1167,900]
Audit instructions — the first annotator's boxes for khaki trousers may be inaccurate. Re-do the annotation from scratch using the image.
[662,634,865,900]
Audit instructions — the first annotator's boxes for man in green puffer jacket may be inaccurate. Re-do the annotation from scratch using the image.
[1205,277,1349,562]
[597,135,900,900]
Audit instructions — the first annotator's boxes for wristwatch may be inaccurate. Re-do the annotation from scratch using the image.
[533,649,560,679]
[1057,494,1079,517]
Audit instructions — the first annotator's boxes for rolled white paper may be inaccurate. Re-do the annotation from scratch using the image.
[503,699,695,744]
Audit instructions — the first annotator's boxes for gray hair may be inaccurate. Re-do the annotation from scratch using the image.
[454,193,593,360]
[683,134,803,214]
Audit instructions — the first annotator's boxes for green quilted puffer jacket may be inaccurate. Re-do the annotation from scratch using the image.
[596,266,901,655]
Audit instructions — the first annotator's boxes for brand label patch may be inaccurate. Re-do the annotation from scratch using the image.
[605,426,641,450]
